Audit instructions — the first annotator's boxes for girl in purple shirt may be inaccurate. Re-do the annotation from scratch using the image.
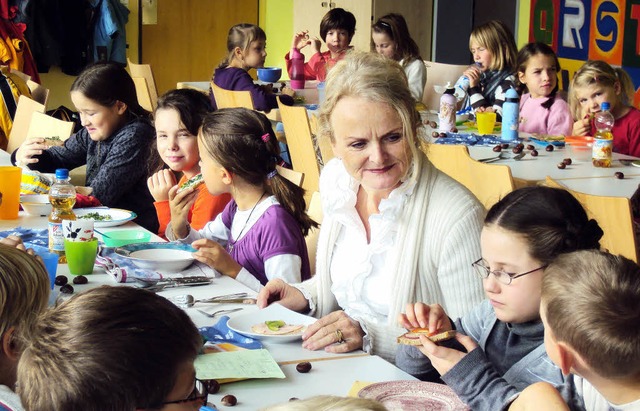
[166,108,316,291]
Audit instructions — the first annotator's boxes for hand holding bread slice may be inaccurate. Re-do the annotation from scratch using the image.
[397,327,456,346]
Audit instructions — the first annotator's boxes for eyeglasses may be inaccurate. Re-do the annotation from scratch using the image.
[472,258,547,285]
[161,378,208,407]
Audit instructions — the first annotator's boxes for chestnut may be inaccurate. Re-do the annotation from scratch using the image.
[562,158,572,165]
[429,121,437,128]
[60,284,74,294]
[296,361,312,373]
[54,275,68,286]
[451,127,458,133]
[526,144,535,150]
[512,146,523,154]
[204,379,220,394]
[492,145,502,152]
[546,144,555,152]
[501,143,510,149]
[557,162,566,169]
[432,131,440,138]
[530,149,538,157]
[439,132,447,138]
[221,394,237,406]
[615,172,625,179]
[73,275,88,285]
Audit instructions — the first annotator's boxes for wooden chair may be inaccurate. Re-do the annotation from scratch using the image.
[127,58,158,109]
[545,176,638,263]
[275,165,304,187]
[422,142,515,209]
[132,77,155,112]
[422,61,469,111]
[26,79,50,108]
[277,97,320,206]
[26,111,75,141]
[7,95,45,153]
[305,191,323,277]
[210,82,254,109]
[308,114,335,165]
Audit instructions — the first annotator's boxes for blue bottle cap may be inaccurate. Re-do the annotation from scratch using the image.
[601,102,610,111]
[55,168,69,179]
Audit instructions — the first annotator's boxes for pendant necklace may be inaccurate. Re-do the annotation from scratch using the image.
[228,191,266,252]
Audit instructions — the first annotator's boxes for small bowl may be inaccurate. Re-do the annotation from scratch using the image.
[565,136,594,162]
[20,194,52,216]
[102,230,152,247]
[257,67,282,83]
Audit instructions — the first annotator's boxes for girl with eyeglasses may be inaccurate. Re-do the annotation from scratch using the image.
[396,186,604,411]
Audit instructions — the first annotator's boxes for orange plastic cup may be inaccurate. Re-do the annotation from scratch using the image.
[0,166,22,219]
[476,112,497,135]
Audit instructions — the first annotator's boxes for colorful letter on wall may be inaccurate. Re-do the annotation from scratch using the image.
[558,0,591,60]
[531,0,560,46]
[590,0,624,64]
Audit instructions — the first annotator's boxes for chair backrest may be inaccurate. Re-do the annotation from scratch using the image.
[423,142,515,209]
[132,76,155,112]
[275,165,304,187]
[127,58,158,109]
[308,114,335,165]
[7,95,45,153]
[27,111,75,141]
[305,191,323,277]
[210,82,254,109]
[545,177,638,263]
[277,97,320,206]
[26,79,50,108]
[422,61,469,111]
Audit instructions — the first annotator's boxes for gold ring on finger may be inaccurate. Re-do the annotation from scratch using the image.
[335,329,345,343]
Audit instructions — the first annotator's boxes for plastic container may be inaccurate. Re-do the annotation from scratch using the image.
[102,230,152,247]
[501,88,520,142]
[257,67,282,83]
[48,169,76,256]
[438,82,456,133]
[317,81,326,107]
[566,136,594,162]
[592,102,614,167]
[290,48,305,90]
[20,194,52,216]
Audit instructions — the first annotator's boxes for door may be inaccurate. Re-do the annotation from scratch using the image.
[141,0,259,94]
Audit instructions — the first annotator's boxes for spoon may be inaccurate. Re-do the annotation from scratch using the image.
[197,308,244,318]
[169,293,255,308]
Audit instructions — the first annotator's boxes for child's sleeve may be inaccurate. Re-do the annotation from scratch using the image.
[189,189,231,232]
[153,200,170,239]
[490,79,518,117]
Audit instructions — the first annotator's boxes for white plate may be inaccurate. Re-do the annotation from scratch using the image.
[114,242,196,272]
[227,303,316,343]
[359,381,469,410]
[75,207,137,227]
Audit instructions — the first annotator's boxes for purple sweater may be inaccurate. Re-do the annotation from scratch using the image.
[210,67,294,112]
[221,201,311,285]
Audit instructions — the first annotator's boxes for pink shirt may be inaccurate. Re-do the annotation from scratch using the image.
[519,93,573,136]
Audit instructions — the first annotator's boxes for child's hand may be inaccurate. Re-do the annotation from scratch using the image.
[259,83,274,94]
[191,238,242,277]
[463,65,482,87]
[281,86,295,97]
[167,185,198,238]
[15,138,47,166]
[572,117,591,136]
[147,169,177,202]
[475,106,494,113]
[310,37,322,54]
[398,303,452,334]
[417,332,479,376]
[292,31,310,50]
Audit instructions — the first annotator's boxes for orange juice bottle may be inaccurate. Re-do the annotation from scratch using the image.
[592,102,614,167]
[48,169,76,256]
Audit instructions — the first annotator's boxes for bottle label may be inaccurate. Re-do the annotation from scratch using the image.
[48,222,65,253]
[592,138,612,167]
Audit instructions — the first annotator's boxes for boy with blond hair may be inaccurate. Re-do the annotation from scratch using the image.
[510,250,640,410]
[0,244,50,411]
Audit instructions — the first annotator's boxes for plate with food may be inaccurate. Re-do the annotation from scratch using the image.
[114,242,196,272]
[227,303,316,343]
[528,134,565,147]
[358,381,469,411]
[75,207,137,227]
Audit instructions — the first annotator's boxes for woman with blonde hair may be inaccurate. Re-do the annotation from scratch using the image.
[257,52,485,363]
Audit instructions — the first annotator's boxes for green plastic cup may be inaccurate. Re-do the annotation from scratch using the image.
[64,238,98,275]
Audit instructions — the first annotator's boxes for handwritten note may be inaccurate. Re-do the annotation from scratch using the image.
[195,349,285,380]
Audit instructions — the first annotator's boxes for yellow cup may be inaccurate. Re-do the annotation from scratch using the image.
[476,112,497,135]
[0,166,22,219]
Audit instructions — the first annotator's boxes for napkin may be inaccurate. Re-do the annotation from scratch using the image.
[95,247,164,283]
[199,316,263,350]
[434,132,509,146]
[0,227,48,247]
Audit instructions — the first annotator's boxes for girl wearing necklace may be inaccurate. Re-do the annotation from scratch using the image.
[166,108,316,292]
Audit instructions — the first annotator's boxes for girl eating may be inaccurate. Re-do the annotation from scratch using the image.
[166,108,316,292]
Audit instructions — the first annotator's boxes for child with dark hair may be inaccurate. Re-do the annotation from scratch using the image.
[397,186,604,410]
[17,286,203,410]
[211,23,294,112]
[167,107,316,292]
[147,88,231,238]
[371,13,425,101]
[510,250,640,411]
[516,42,572,136]
[286,8,356,81]
[12,61,158,232]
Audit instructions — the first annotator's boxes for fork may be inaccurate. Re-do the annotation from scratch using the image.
[197,308,244,318]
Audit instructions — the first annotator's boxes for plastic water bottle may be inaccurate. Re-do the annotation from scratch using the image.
[438,82,456,133]
[290,48,305,90]
[501,88,520,142]
[592,102,614,167]
[454,62,483,100]
[48,168,76,256]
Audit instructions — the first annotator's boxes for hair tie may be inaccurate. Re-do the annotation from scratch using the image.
[261,133,270,143]
[267,170,278,179]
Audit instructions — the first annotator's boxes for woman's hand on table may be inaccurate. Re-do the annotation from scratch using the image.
[147,169,177,202]
[301,310,364,353]
[256,278,309,311]
[398,302,452,335]
[15,138,48,166]
[191,238,241,278]
[416,332,479,376]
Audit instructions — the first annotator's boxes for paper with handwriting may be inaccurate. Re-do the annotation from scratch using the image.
[195,349,285,380]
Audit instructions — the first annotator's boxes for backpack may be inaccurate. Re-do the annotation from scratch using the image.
[47,105,82,133]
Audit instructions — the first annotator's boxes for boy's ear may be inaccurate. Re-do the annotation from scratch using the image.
[221,167,233,185]
[555,341,579,375]
[1,327,20,360]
